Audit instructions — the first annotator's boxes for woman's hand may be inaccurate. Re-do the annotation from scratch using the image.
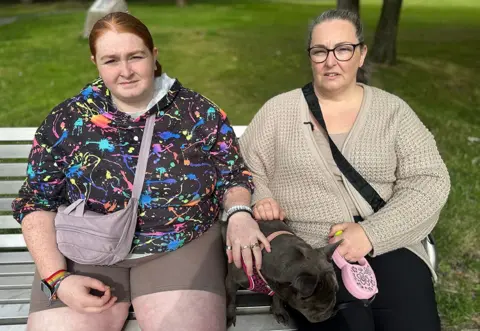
[328,223,373,262]
[226,212,271,276]
[253,198,285,221]
[56,274,117,313]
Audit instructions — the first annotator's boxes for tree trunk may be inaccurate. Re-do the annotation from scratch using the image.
[370,0,403,65]
[337,0,360,14]
[176,0,187,7]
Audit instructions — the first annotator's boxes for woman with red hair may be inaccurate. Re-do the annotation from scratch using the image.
[13,12,267,331]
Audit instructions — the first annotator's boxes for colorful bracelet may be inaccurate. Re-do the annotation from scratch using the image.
[50,272,73,302]
[45,269,68,288]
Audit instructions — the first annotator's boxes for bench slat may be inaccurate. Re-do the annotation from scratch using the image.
[0,181,23,195]
[0,325,28,330]
[0,289,30,304]
[0,199,15,213]
[0,253,32,265]
[0,235,26,250]
[0,128,36,142]
[232,126,247,137]
[0,303,29,326]
[0,265,35,274]
[0,216,19,230]
[0,164,27,178]
[228,314,295,331]
[0,146,31,160]
[0,277,33,290]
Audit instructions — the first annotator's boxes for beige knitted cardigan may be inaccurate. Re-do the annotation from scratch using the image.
[239,84,450,280]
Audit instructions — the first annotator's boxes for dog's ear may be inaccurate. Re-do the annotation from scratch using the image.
[292,272,318,298]
[317,240,343,262]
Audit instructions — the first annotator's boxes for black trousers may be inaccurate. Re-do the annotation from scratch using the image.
[289,248,441,331]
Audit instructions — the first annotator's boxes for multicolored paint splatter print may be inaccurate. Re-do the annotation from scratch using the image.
[12,78,254,254]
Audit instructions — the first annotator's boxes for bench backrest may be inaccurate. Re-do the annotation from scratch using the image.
[0,126,247,250]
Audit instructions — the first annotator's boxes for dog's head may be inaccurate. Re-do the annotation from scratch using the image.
[270,240,341,323]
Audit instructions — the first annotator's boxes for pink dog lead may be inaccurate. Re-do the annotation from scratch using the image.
[332,248,378,300]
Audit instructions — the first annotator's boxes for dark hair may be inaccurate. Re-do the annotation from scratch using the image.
[307,9,369,84]
[89,12,162,77]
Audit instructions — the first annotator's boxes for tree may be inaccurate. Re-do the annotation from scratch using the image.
[337,0,359,14]
[176,0,187,6]
[370,0,403,64]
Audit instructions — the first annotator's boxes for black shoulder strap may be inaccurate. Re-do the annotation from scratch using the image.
[301,82,386,213]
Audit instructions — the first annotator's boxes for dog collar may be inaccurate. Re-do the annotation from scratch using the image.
[242,230,294,296]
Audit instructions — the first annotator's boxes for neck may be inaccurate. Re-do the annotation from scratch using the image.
[112,89,155,114]
[314,82,360,103]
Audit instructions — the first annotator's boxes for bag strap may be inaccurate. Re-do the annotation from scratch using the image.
[131,115,156,200]
[301,82,386,213]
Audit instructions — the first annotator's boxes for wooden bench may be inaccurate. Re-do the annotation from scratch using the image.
[0,126,296,331]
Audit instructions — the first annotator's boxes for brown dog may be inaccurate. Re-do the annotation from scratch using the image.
[223,220,341,327]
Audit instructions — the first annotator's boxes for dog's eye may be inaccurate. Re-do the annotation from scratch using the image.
[316,280,324,290]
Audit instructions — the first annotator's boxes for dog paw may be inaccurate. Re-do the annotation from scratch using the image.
[272,307,290,325]
[226,305,237,328]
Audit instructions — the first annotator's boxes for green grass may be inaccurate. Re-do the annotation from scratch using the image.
[0,1,479,329]
[0,1,87,17]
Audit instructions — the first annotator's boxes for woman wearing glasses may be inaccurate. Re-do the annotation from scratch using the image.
[239,9,449,331]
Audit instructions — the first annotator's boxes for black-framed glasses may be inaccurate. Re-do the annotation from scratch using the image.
[307,43,363,63]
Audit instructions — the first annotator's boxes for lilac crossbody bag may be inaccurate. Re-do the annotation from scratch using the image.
[54,115,155,265]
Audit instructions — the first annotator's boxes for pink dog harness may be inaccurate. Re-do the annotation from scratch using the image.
[241,230,293,296]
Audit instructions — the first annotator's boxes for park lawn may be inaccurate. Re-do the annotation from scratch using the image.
[0,1,478,329]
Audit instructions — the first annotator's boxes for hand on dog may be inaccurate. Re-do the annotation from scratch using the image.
[253,198,285,221]
[328,223,372,262]
[226,212,272,276]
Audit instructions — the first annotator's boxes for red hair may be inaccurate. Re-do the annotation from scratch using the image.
[89,12,162,77]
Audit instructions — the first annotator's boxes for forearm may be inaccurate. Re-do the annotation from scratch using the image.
[21,211,66,279]
[250,174,273,206]
[361,186,448,256]
[360,103,451,255]
[223,186,251,211]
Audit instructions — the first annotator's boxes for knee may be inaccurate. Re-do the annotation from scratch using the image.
[103,303,130,329]
[27,303,130,331]
[134,291,226,331]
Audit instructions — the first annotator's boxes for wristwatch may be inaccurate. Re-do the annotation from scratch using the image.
[224,205,253,222]
[40,279,55,299]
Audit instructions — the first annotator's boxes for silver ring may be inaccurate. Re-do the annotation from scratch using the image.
[225,245,232,251]
[250,242,260,249]
[241,245,250,250]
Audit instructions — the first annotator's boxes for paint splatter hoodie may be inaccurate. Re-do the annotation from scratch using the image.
[12,77,253,254]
